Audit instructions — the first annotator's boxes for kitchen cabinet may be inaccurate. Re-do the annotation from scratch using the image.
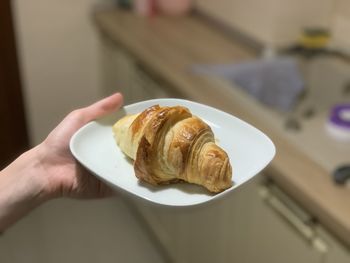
[324,239,350,263]
[316,226,350,263]
[133,176,330,263]
[134,176,350,263]
[100,36,178,104]
[96,9,350,249]
[238,178,326,263]
[100,32,350,263]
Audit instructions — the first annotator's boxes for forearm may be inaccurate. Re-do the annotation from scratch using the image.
[0,145,47,231]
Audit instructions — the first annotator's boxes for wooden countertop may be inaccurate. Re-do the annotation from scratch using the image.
[94,9,350,247]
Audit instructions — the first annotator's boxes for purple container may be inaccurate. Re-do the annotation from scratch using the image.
[327,104,350,140]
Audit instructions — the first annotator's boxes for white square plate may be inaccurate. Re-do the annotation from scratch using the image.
[70,99,275,207]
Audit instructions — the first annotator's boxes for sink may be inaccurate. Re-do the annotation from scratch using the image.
[204,55,350,173]
[288,56,350,128]
[267,56,350,172]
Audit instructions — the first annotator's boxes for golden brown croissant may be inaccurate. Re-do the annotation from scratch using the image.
[112,105,232,193]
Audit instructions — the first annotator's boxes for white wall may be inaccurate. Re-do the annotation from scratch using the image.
[195,0,334,47]
[12,0,111,145]
[331,0,350,51]
[3,4,165,263]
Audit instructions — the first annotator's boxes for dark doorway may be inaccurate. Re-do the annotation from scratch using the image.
[0,0,29,169]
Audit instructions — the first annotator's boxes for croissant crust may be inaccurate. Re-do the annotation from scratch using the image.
[113,105,233,193]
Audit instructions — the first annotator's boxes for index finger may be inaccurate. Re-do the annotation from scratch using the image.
[81,93,124,123]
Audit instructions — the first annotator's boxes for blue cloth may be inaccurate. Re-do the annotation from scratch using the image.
[192,57,304,111]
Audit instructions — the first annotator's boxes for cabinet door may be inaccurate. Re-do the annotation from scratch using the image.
[100,37,175,104]
[316,226,350,263]
[132,178,267,263]
[100,37,141,104]
[325,241,350,263]
[325,242,350,263]
[134,176,327,263]
[234,179,325,263]
[133,194,235,263]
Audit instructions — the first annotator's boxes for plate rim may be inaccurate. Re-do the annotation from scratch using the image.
[70,98,276,207]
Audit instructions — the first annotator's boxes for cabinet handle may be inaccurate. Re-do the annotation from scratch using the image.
[259,185,328,254]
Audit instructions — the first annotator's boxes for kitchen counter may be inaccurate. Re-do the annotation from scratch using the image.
[94,9,350,247]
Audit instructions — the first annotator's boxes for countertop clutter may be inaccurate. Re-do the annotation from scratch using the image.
[94,9,350,247]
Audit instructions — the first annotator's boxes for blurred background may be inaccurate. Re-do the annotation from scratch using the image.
[1,0,350,262]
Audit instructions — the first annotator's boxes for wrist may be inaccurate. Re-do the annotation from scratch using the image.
[13,144,51,203]
[0,144,49,229]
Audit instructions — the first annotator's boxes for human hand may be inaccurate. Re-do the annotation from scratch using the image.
[0,93,123,230]
[39,93,124,199]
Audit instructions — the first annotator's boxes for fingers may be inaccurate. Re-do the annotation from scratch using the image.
[81,93,123,123]
[75,164,118,198]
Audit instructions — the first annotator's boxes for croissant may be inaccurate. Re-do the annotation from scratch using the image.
[112,105,232,193]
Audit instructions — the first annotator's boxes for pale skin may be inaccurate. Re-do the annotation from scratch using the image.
[0,93,123,231]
